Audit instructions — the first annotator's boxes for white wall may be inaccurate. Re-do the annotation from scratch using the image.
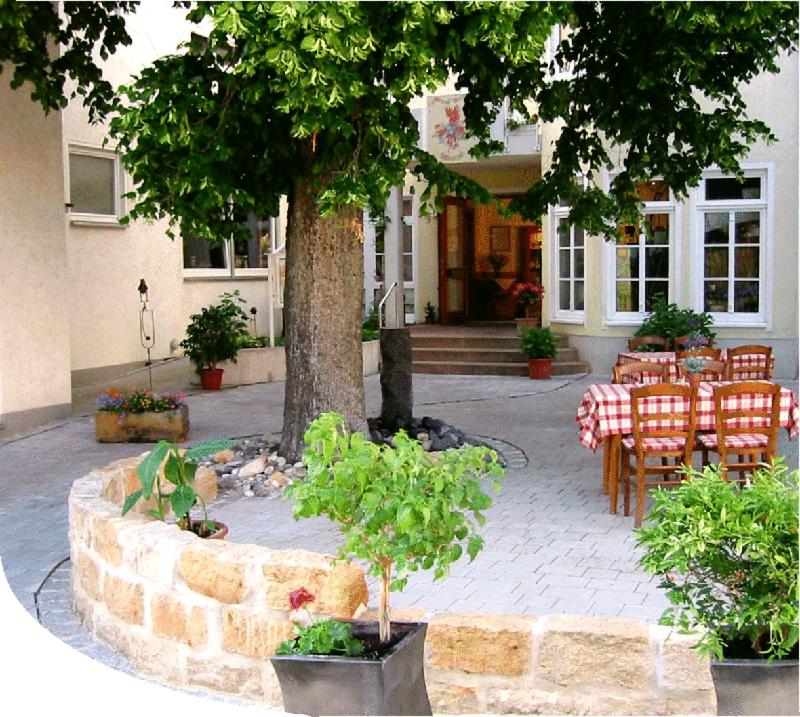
[0,68,72,422]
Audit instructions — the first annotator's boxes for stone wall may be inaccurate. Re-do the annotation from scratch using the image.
[69,458,715,714]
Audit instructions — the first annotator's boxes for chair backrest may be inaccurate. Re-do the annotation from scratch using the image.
[629,383,696,462]
[712,381,781,458]
[676,346,722,361]
[614,361,670,385]
[675,335,714,350]
[725,345,773,380]
[628,335,670,352]
[677,359,726,382]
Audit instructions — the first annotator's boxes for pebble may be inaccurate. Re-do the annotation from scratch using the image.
[239,455,268,477]
[244,490,255,498]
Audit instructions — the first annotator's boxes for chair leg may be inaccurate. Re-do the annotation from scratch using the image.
[635,463,647,528]
[602,439,610,495]
[623,453,632,517]
[608,436,620,513]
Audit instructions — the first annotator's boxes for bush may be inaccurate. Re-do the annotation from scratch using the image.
[236,334,269,349]
[180,291,249,371]
[634,295,715,349]
[636,460,798,661]
[519,327,557,359]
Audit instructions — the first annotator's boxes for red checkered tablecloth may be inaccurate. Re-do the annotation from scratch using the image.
[576,381,799,452]
[617,352,679,380]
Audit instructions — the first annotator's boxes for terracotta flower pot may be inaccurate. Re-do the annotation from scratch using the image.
[200,368,224,390]
[189,519,228,540]
[528,358,552,379]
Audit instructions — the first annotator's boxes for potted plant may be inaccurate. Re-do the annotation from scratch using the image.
[95,387,188,442]
[520,326,557,379]
[270,412,504,716]
[634,295,715,350]
[511,280,545,327]
[122,437,236,538]
[180,290,249,390]
[424,301,436,324]
[636,461,798,716]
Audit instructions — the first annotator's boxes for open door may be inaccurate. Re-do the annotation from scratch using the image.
[438,198,472,323]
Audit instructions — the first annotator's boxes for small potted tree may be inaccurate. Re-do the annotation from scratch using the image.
[180,291,249,390]
[270,412,504,716]
[519,326,557,379]
[636,461,798,716]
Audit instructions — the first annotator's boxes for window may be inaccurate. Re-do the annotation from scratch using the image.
[183,213,277,278]
[551,177,585,322]
[606,179,678,322]
[68,146,123,224]
[695,168,768,323]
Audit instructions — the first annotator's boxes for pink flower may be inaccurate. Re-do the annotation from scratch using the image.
[289,586,315,611]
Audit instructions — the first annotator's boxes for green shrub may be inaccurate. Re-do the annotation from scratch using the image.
[236,334,269,349]
[634,295,715,349]
[636,460,799,661]
[180,291,250,371]
[519,327,557,359]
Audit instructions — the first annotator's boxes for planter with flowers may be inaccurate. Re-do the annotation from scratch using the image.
[519,327,557,379]
[636,461,799,716]
[511,281,545,331]
[95,387,188,442]
[270,412,504,716]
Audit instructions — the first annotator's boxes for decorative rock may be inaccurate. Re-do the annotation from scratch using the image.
[218,474,238,490]
[253,485,272,498]
[212,449,236,463]
[293,461,305,469]
[244,490,255,498]
[421,439,433,452]
[264,465,275,476]
[270,472,286,487]
[239,456,268,478]
[275,457,287,470]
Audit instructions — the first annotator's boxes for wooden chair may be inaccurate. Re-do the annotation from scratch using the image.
[677,359,726,382]
[675,335,714,350]
[725,345,773,380]
[628,335,670,352]
[613,361,671,385]
[698,381,782,482]
[676,347,722,362]
[618,383,696,527]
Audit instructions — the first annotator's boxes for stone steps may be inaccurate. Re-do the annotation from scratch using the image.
[412,347,580,364]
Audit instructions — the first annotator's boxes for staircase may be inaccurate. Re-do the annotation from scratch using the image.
[411,322,590,377]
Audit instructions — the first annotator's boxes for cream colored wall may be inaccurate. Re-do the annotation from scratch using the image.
[0,69,73,417]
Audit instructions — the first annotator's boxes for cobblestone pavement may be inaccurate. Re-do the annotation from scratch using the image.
[2,372,798,672]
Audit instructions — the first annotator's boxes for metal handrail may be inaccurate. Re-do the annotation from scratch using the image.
[378,281,398,329]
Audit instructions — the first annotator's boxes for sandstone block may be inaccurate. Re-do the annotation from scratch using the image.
[128,633,184,685]
[221,606,294,659]
[357,606,430,623]
[537,614,653,690]
[263,551,368,618]
[151,592,208,647]
[93,609,132,658]
[123,521,193,586]
[262,665,284,708]
[179,543,248,604]
[74,548,103,601]
[429,682,482,714]
[91,514,125,566]
[665,691,717,715]
[427,612,536,676]
[186,656,264,697]
[69,497,98,546]
[104,573,144,625]
[660,631,714,690]
[70,476,104,498]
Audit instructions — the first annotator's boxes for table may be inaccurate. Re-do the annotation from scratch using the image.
[616,350,776,382]
[576,381,799,510]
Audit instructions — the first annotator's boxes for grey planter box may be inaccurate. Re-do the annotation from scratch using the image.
[270,621,431,717]
[711,658,799,715]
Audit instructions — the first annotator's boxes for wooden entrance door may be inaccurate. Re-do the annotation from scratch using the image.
[438,198,473,323]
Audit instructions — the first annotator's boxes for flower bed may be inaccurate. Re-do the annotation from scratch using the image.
[95,388,188,443]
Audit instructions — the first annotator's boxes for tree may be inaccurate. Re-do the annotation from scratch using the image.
[3,2,797,459]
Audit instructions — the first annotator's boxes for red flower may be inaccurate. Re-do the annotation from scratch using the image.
[289,586,315,611]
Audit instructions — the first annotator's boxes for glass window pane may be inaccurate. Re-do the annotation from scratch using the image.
[403,255,413,282]
[704,212,729,244]
[559,248,571,278]
[574,248,584,278]
[573,225,584,248]
[645,246,669,278]
[704,247,728,278]
[69,153,115,215]
[644,281,668,311]
[637,180,670,202]
[704,281,728,312]
[618,225,639,245]
[733,281,759,313]
[375,228,385,254]
[403,288,415,314]
[183,236,227,269]
[375,255,384,281]
[735,247,759,278]
[645,214,669,244]
[735,212,760,244]
[403,198,413,217]
[559,280,571,310]
[574,280,584,310]
[616,281,638,312]
[616,247,639,279]
[403,223,413,253]
[705,176,761,201]
[558,218,570,247]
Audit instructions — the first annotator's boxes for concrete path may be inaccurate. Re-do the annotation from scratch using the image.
[1,372,797,673]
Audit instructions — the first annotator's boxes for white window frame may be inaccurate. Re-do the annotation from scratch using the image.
[603,172,682,326]
[546,24,575,80]
[402,194,418,324]
[550,203,586,325]
[690,163,772,329]
[67,144,125,227]
[182,216,278,280]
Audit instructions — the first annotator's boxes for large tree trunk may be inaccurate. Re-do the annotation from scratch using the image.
[280,178,367,461]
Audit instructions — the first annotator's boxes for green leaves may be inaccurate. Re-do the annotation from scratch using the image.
[136,440,171,498]
[636,460,799,661]
[276,619,364,657]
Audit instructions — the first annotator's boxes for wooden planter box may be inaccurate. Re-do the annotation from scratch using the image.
[95,405,189,443]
